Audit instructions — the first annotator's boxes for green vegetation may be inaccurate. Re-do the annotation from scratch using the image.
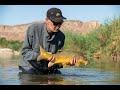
[64,31,87,52]
[64,16,120,61]
[0,16,120,62]
[0,38,22,51]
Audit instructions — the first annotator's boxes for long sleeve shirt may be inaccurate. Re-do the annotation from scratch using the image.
[19,22,65,70]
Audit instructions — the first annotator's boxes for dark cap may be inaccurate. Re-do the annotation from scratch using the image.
[47,8,67,23]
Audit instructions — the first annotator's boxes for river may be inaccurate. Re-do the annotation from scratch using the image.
[0,55,120,85]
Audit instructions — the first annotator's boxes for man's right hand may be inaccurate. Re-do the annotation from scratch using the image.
[45,52,56,62]
[47,56,56,62]
[47,56,56,68]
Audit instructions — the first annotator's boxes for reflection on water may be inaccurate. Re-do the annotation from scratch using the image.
[0,55,120,85]
[18,74,64,85]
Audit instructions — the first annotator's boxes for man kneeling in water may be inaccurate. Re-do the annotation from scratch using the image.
[18,7,77,75]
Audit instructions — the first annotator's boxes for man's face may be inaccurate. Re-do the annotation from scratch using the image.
[46,18,64,33]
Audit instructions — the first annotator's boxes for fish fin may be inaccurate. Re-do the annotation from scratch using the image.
[76,63,80,67]
[37,55,44,61]
[62,63,67,68]
[84,61,88,65]
[48,62,55,68]
[37,46,46,61]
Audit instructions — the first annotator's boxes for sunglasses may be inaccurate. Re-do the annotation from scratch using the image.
[50,18,64,26]
[52,21,64,26]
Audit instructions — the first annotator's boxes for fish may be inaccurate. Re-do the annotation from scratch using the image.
[37,46,89,67]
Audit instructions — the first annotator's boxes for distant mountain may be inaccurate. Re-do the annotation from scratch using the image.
[0,20,101,42]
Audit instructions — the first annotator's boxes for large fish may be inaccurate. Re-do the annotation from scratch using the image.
[37,46,89,67]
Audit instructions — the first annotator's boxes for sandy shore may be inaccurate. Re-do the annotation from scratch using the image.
[0,48,20,59]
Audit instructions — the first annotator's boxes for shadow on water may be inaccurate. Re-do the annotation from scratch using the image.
[18,73,65,85]
[17,67,120,85]
[0,54,120,85]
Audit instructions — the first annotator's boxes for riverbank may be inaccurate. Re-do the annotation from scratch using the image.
[0,48,20,59]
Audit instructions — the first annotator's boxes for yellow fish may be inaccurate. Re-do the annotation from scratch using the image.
[37,46,89,67]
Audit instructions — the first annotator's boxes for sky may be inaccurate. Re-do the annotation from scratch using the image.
[0,5,120,25]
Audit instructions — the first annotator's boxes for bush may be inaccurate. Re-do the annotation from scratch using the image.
[0,37,22,51]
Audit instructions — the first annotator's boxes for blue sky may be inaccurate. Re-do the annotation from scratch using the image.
[0,5,120,25]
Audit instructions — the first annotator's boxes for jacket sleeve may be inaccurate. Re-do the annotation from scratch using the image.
[21,25,40,61]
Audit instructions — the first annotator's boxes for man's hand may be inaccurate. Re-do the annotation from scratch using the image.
[66,58,77,66]
[47,56,56,62]
[45,52,56,62]
[47,56,56,68]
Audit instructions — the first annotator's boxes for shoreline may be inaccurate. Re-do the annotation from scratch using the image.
[0,48,20,56]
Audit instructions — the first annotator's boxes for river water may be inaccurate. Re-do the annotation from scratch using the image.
[0,55,120,85]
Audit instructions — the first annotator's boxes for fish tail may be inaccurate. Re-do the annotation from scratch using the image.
[37,46,46,61]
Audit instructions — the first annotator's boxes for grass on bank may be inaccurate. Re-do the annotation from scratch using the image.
[0,38,22,51]
[64,16,120,61]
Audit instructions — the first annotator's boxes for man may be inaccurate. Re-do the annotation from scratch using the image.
[19,7,77,75]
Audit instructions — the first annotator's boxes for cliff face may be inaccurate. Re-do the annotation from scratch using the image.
[60,20,101,34]
[0,24,29,42]
[0,20,101,42]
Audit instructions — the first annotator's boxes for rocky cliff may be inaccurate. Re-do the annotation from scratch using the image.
[0,20,101,42]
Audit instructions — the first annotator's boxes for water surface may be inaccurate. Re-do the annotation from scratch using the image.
[0,55,120,85]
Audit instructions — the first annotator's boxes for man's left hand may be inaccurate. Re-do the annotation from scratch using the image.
[66,58,77,66]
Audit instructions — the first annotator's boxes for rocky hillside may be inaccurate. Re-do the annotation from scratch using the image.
[0,20,101,42]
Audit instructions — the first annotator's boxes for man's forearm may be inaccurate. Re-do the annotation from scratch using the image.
[22,49,40,61]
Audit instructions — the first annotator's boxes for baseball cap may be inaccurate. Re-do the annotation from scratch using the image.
[47,8,67,23]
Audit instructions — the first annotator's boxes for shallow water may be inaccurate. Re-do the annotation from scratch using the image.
[0,55,120,85]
